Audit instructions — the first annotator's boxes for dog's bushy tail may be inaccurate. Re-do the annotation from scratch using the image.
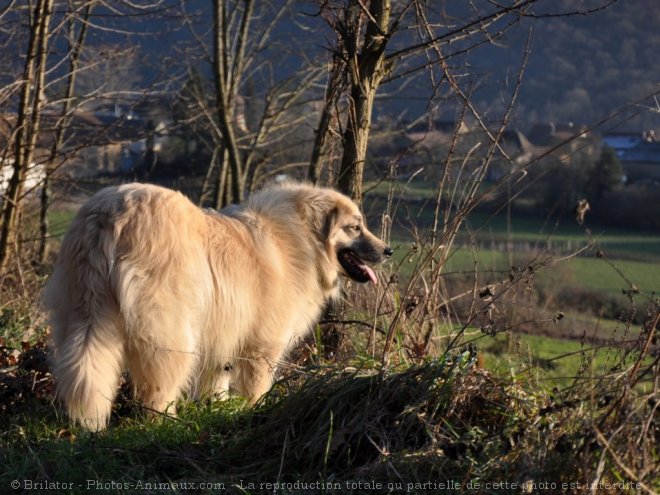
[44,207,124,431]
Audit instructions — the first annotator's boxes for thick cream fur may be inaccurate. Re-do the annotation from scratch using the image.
[44,182,385,430]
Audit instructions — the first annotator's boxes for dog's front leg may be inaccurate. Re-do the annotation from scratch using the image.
[195,365,232,400]
[233,348,281,404]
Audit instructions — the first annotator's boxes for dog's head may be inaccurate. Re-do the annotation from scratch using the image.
[304,187,393,286]
[246,182,392,290]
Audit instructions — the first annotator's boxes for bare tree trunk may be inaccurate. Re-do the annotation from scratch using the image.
[0,0,54,272]
[316,0,392,351]
[212,0,253,205]
[37,1,93,265]
[308,55,345,185]
[214,147,230,210]
[336,0,390,205]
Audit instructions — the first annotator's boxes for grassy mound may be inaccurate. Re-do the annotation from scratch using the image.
[2,344,658,493]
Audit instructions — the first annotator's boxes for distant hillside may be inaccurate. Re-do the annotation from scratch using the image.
[5,1,656,133]
[466,0,660,130]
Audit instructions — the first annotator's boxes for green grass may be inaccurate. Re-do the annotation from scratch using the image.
[464,211,660,262]
[569,257,660,294]
[409,319,646,390]
[366,179,660,263]
[47,209,77,240]
[477,333,624,388]
[389,241,660,296]
[3,356,657,493]
[439,247,660,295]
[1,398,250,494]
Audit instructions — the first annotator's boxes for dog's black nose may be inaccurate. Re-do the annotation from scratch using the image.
[384,246,394,257]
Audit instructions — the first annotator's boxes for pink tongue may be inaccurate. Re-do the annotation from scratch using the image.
[359,263,378,284]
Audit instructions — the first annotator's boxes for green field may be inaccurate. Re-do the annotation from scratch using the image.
[374,179,660,297]
[464,211,660,262]
[47,209,77,240]
[380,189,658,385]
[367,179,660,263]
[478,332,635,388]
[438,246,660,295]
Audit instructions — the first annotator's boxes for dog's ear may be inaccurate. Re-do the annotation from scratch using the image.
[321,207,339,241]
[304,193,339,242]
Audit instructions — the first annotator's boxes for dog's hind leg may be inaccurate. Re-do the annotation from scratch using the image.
[125,318,198,418]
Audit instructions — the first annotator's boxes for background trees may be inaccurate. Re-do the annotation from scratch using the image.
[0,1,658,486]
[0,0,175,272]
[2,0,658,273]
[0,0,54,272]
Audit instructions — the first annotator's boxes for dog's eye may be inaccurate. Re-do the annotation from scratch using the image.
[352,225,361,232]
